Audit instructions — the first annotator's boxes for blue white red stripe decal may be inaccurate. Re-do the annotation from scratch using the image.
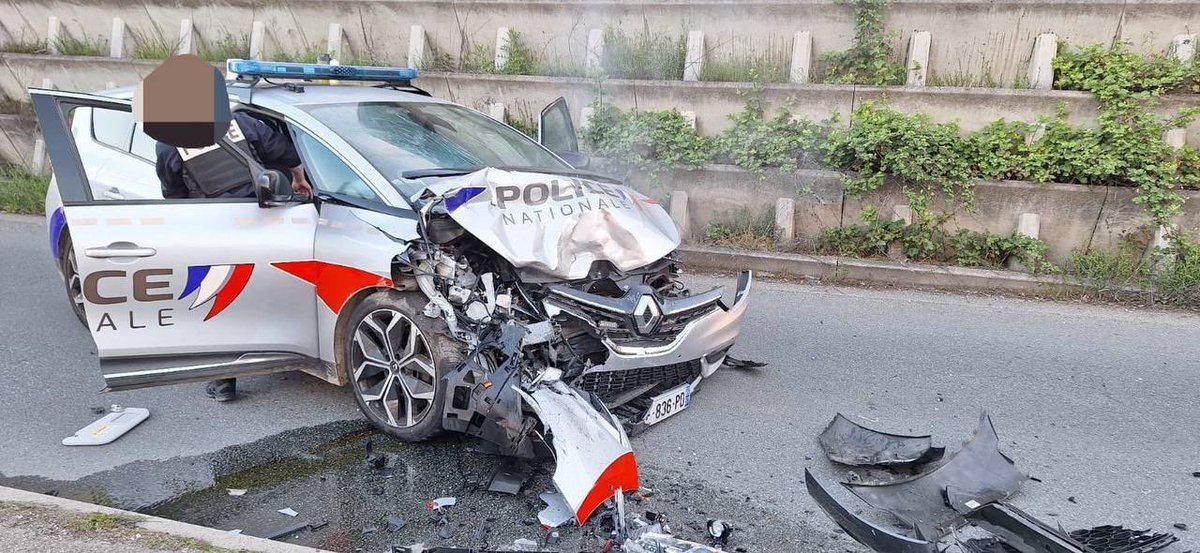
[179,264,254,320]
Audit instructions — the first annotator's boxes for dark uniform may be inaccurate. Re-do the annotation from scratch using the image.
[155,112,302,199]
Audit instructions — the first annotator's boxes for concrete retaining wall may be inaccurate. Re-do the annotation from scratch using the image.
[1,1,1198,86]
[629,165,1200,263]
[3,54,1200,144]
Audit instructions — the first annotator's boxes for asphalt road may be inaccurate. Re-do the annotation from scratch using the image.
[2,213,1199,550]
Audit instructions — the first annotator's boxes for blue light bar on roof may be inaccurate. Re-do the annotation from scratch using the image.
[226,59,418,82]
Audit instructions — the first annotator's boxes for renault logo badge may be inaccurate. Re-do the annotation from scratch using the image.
[633,294,662,334]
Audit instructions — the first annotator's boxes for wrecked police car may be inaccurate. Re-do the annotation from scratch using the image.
[33,60,752,524]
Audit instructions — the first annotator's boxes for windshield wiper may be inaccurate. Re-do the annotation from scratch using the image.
[400,167,483,179]
[401,166,622,184]
[493,165,622,184]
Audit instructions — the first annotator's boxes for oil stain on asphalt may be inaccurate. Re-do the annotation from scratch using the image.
[142,430,843,552]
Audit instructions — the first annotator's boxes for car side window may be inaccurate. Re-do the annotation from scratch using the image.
[130,123,157,161]
[292,129,379,201]
[91,108,134,151]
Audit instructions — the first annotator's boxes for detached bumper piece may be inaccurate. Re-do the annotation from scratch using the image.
[806,413,1184,553]
[844,413,1025,535]
[818,413,945,468]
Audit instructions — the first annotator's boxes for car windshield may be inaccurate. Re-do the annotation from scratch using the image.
[301,101,569,196]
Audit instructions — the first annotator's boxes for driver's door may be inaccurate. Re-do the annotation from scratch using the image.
[32,89,320,390]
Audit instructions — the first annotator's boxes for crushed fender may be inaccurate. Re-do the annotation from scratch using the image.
[818,413,945,468]
[521,381,639,525]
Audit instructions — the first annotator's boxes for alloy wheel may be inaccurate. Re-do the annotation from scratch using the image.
[350,308,437,429]
[65,249,84,316]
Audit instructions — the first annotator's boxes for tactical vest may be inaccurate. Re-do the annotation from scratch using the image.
[176,118,257,198]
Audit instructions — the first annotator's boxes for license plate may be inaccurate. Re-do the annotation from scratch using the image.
[642,383,692,425]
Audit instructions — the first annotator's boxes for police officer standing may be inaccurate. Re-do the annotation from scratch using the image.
[154,111,313,401]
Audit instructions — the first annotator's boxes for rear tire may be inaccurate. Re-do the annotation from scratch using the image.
[58,235,86,327]
[343,290,462,441]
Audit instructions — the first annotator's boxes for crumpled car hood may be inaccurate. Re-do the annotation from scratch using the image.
[418,168,680,280]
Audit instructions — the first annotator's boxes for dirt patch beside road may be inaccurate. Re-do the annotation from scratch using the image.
[0,502,233,553]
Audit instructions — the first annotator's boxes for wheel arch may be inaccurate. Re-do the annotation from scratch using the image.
[330,286,400,386]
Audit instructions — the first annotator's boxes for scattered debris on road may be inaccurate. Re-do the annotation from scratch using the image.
[226,489,246,497]
[721,357,767,370]
[425,497,456,511]
[807,412,1187,553]
[487,459,533,495]
[818,413,945,468]
[276,507,298,517]
[61,405,149,446]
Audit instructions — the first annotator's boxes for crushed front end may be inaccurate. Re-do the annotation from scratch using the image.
[396,168,753,524]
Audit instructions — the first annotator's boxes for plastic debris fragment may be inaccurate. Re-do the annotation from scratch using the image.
[277,507,299,517]
[537,492,574,528]
[62,406,150,446]
[426,497,457,510]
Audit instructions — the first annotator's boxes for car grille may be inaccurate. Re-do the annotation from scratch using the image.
[574,360,701,397]
[603,307,714,346]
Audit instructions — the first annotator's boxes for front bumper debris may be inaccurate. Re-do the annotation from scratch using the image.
[807,413,1185,553]
[520,380,639,526]
[842,413,1026,536]
[818,413,945,468]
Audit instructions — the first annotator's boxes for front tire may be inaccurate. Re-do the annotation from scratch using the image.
[344,291,461,441]
[58,235,86,327]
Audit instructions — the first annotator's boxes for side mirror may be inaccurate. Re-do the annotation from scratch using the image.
[255,169,296,207]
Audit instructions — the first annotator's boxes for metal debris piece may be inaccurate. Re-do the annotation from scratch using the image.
[266,521,311,540]
[804,469,938,553]
[277,507,299,517]
[227,489,247,496]
[1070,525,1179,553]
[537,491,574,528]
[844,413,1025,536]
[707,519,733,547]
[721,356,766,370]
[818,413,945,468]
[623,532,726,553]
[62,406,150,446]
[487,460,533,495]
[426,497,457,510]
[386,515,408,533]
[309,520,329,531]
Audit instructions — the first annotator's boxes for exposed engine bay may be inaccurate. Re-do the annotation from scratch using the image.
[390,168,753,524]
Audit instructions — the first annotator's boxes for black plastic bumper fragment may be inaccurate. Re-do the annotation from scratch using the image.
[1068,525,1179,553]
[818,413,945,468]
[967,503,1095,553]
[843,413,1026,536]
[804,469,939,553]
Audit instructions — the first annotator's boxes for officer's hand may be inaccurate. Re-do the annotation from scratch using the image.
[292,175,314,198]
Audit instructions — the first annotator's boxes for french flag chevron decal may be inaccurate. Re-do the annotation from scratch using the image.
[272,261,393,315]
[180,264,255,321]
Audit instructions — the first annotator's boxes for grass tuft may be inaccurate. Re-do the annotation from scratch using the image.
[601,26,686,80]
[0,165,49,214]
[130,27,179,60]
[67,513,135,533]
[54,32,107,56]
[0,34,47,54]
[197,33,250,62]
[700,44,790,83]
